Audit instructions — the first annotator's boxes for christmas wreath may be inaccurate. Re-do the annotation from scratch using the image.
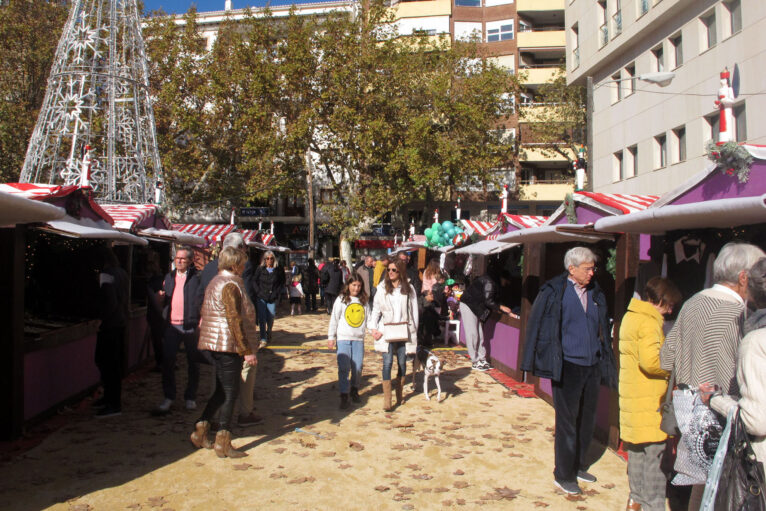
[706,141,753,184]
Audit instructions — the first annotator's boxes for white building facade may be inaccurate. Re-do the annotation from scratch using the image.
[566,0,766,195]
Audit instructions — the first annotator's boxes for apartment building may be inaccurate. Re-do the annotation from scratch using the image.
[391,0,573,217]
[566,0,766,195]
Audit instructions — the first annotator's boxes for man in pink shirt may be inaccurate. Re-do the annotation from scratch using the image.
[156,247,203,414]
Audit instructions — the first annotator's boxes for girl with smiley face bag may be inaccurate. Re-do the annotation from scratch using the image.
[328,273,370,410]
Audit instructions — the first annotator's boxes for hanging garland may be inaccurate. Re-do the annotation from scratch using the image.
[564,193,577,224]
[706,140,753,184]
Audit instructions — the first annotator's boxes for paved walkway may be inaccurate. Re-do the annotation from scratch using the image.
[0,310,630,510]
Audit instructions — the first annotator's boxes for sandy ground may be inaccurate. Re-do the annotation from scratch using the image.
[0,309,631,511]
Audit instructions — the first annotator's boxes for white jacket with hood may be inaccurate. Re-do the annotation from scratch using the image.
[369,280,419,354]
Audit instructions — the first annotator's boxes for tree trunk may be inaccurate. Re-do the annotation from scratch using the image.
[304,150,316,258]
[340,236,353,268]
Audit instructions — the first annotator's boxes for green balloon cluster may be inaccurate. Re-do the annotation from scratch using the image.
[423,220,465,248]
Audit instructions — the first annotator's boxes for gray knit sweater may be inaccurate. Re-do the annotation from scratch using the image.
[660,287,745,396]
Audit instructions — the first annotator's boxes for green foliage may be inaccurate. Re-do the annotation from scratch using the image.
[706,140,753,183]
[0,1,67,182]
[144,0,521,230]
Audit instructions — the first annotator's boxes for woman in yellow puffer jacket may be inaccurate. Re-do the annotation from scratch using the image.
[619,276,681,511]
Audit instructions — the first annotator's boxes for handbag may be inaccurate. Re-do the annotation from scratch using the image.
[383,293,410,343]
[659,366,680,436]
[714,408,766,511]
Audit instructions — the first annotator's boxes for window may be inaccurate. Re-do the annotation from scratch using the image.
[624,64,636,96]
[638,0,649,16]
[673,126,686,163]
[627,145,637,178]
[726,0,742,36]
[612,0,622,36]
[613,151,624,182]
[706,113,720,143]
[571,24,580,69]
[486,19,514,42]
[485,0,514,6]
[670,34,683,68]
[735,103,747,141]
[454,22,483,41]
[610,72,622,104]
[455,0,481,6]
[598,0,608,47]
[652,45,664,72]
[702,12,716,50]
[654,134,667,169]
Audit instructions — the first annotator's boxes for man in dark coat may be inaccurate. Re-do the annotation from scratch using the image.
[93,245,129,418]
[302,259,320,312]
[156,246,203,414]
[521,246,617,496]
[320,258,343,314]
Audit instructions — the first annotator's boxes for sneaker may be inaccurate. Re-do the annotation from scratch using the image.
[155,398,173,413]
[238,412,264,425]
[95,406,122,419]
[472,362,490,372]
[259,339,268,350]
[479,361,491,370]
[553,479,582,495]
[185,400,197,410]
[577,470,597,483]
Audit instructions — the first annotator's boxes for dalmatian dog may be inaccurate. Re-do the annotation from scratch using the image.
[415,347,443,401]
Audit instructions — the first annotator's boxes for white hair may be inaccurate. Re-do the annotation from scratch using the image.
[713,242,765,285]
[223,232,244,249]
[564,246,597,270]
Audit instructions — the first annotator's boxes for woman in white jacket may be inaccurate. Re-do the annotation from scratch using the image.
[369,259,419,411]
[701,258,766,464]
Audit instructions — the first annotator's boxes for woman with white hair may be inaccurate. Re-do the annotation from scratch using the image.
[660,242,765,509]
[700,257,766,465]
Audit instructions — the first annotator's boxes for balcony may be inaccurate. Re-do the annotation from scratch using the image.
[517,0,562,12]
[520,65,558,85]
[519,181,574,201]
[521,146,574,162]
[517,28,565,49]
[392,0,450,18]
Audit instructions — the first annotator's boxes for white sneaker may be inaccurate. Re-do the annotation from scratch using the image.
[156,398,173,412]
[185,400,197,410]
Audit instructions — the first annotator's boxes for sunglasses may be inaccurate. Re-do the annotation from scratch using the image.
[388,268,399,273]
[265,257,275,260]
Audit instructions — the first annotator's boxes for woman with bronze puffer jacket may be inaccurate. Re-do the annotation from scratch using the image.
[190,247,258,458]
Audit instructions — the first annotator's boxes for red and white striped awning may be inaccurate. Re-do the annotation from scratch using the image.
[172,223,234,243]
[261,233,275,245]
[460,219,499,237]
[239,229,259,243]
[498,213,549,230]
[575,192,659,215]
[0,182,80,200]
[99,204,159,231]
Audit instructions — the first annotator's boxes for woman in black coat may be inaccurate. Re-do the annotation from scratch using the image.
[302,259,320,312]
[251,251,284,346]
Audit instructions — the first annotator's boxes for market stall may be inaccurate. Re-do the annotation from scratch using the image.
[0,184,147,439]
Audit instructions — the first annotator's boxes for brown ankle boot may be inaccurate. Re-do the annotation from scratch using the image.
[396,376,405,405]
[382,380,393,411]
[213,430,247,458]
[626,497,642,510]
[190,421,212,449]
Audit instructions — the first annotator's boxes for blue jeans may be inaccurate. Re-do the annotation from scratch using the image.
[337,340,364,393]
[382,341,407,381]
[256,298,276,342]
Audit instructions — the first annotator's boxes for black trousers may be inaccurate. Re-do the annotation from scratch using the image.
[325,293,337,315]
[305,292,317,311]
[199,351,242,431]
[552,360,601,482]
[95,327,125,409]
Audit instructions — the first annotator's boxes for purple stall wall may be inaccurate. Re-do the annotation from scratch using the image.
[24,334,100,420]
[639,234,651,260]
[484,320,520,370]
[552,204,608,226]
[672,161,766,205]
